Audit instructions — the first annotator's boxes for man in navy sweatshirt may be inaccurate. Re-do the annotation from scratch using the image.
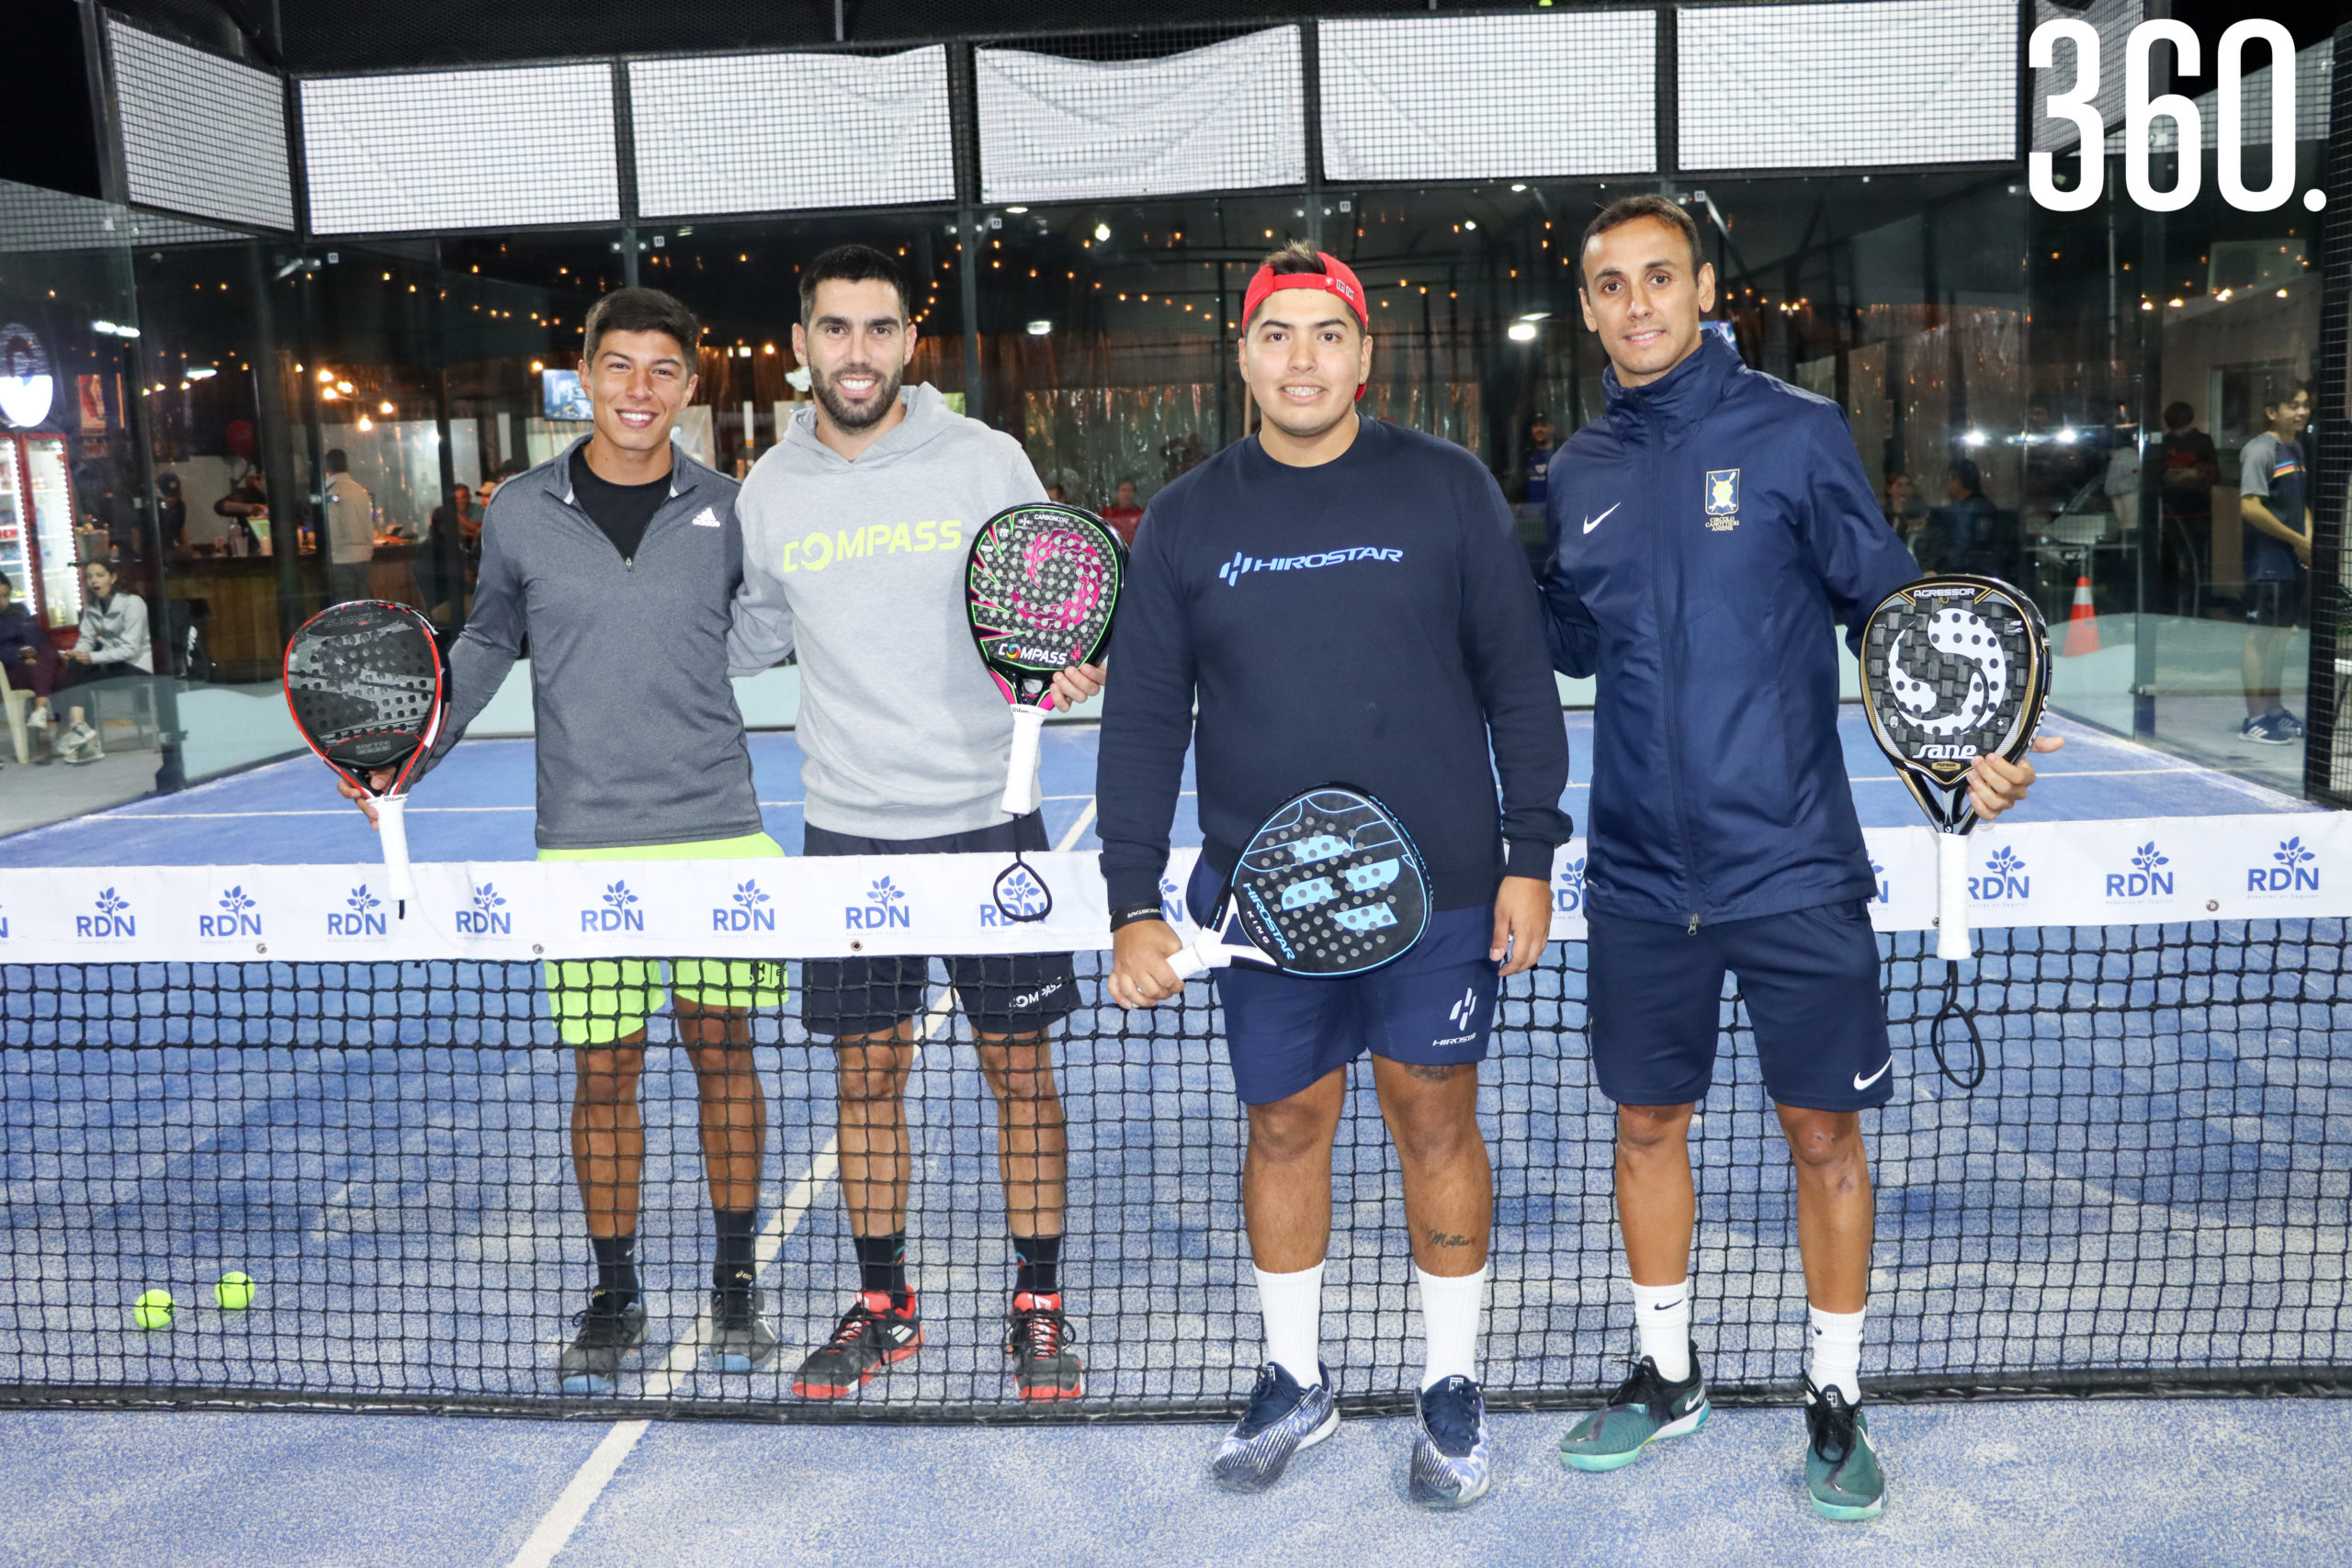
[1540,196,2056,1521]
[1099,243,1572,1510]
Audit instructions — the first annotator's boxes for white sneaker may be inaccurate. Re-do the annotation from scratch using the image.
[26,705,49,731]
[61,721,101,764]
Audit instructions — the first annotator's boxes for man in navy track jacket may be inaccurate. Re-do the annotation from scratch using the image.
[1538,195,2057,1521]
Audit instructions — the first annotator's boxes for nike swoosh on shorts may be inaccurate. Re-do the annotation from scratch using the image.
[1852,1059,1892,1090]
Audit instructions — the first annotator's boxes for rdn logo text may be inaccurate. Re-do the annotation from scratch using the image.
[715,881,775,933]
[582,882,643,934]
[1969,847,2029,901]
[199,886,261,939]
[2105,843,2171,900]
[847,877,911,931]
[2248,839,2320,896]
[328,886,386,937]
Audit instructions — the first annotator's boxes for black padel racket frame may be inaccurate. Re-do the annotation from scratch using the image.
[284,600,447,911]
[1169,784,1433,980]
[1859,574,2051,962]
[965,503,1125,816]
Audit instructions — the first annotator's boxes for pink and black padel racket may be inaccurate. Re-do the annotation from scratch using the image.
[965,503,1124,815]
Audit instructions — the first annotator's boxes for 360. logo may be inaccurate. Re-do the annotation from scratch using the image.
[2031,18,2324,215]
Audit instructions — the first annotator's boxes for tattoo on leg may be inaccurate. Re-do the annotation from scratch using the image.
[1425,1229,1475,1248]
[1402,1062,1461,1082]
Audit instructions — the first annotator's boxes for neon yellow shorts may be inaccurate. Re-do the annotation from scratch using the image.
[537,831,788,1045]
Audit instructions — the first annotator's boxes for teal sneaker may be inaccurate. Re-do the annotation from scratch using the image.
[1559,1347,1710,1472]
[1803,1380,1886,1521]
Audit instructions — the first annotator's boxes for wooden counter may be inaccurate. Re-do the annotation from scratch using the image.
[165,545,426,682]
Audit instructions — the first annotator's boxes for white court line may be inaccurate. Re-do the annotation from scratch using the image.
[503,988,957,1568]
[1054,798,1098,851]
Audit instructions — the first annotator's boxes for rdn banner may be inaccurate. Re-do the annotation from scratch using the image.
[0,815,2340,964]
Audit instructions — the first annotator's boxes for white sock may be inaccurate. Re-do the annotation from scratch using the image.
[1808,1303,1866,1404]
[1253,1261,1325,1387]
[1631,1279,1692,1382]
[1415,1265,1487,1391]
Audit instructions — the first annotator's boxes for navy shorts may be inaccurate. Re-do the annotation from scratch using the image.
[1587,899,1893,1112]
[1187,858,1499,1106]
[801,814,1080,1039]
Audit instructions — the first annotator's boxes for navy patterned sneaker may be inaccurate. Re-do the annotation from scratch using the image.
[557,1292,648,1395]
[707,1273,778,1372]
[1409,1375,1493,1510]
[1209,1361,1339,1494]
[1559,1347,1710,1472]
[1804,1380,1887,1521]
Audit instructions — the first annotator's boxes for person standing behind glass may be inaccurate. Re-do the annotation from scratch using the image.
[2157,402,2219,617]
[156,474,187,552]
[1880,471,1927,549]
[322,448,376,604]
[2236,384,2313,748]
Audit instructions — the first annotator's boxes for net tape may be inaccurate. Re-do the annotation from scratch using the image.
[3,814,2347,1421]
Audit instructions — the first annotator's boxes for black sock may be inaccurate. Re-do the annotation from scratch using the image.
[714,1208,756,1287]
[591,1234,639,1303]
[1013,1234,1062,1299]
[854,1230,909,1303]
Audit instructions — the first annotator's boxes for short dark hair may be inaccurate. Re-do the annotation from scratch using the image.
[800,244,910,324]
[1261,238,1325,277]
[2163,400,2195,428]
[583,287,701,363]
[1578,195,1702,285]
[1951,457,1984,494]
[0,573,15,595]
[2261,380,2312,418]
[323,447,348,473]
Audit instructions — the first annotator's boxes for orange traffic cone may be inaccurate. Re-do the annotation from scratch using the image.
[2063,574,2099,656]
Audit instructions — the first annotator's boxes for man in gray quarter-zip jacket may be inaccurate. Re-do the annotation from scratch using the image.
[728,244,1103,1405]
[330,288,783,1393]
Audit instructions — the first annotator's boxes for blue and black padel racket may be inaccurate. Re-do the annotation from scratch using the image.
[1168,784,1431,980]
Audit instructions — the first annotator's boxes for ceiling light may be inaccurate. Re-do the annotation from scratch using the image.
[1094,223,1112,242]
[1027,320,1053,336]
[186,367,217,380]
[1510,183,1527,192]
[1963,429,1987,446]
[1463,220,1477,230]
[1507,321,1538,343]
[1006,207,1028,214]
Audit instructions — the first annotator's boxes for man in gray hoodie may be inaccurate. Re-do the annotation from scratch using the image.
[729,244,1102,1403]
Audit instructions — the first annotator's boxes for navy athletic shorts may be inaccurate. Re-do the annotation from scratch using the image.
[801,814,1080,1039]
[1186,857,1499,1106]
[1587,898,1894,1112]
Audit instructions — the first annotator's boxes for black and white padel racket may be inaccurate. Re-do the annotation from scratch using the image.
[284,600,447,914]
[1167,785,1432,980]
[966,503,1124,816]
[1859,575,2050,964]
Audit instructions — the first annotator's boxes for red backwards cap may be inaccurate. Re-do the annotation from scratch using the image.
[1241,252,1370,400]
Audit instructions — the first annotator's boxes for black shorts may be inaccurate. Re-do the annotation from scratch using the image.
[2244,580,2305,629]
[800,814,1080,1039]
[1588,899,1893,1112]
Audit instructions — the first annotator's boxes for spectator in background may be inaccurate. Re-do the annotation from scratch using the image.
[1100,479,1145,546]
[1923,458,2001,575]
[1880,471,1927,548]
[322,447,376,604]
[1045,482,1068,504]
[1519,414,1555,509]
[2157,401,2218,618]
[419,483,473,627]
[0,573,60,746]
[2236,384,2313,748]
[156,474,187,552]
[56,558,152,764]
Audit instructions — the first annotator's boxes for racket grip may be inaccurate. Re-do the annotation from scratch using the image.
[1001,705,1046,816]
[378,795,415,909]
[1936,830,1973,963]
[1166,940,1214,982]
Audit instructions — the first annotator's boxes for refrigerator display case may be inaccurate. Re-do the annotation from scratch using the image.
[1,434,80,629]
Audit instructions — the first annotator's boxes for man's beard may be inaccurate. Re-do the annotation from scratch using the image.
[812,360,905,433]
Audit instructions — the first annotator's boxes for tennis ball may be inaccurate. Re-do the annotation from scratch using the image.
[215,1271,255,1311]
[133,1289,175,1330]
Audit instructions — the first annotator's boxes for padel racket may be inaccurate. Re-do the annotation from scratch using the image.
[1859,575,2051,963]
[966,503,1123,816]
[284,600,447,914]
[1167,785,1431,980]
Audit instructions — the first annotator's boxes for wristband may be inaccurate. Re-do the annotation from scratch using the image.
[1108,903,1166,931]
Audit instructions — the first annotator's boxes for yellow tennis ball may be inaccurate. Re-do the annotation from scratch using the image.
[215,1272,255,1311]
[133,1289,175,1330]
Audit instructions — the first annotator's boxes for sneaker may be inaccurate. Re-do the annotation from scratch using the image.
[791,1290,922,1399]
[2271,709,2308,740]
[1409,1375,1493,1510]
[557,1292,649,1395]
[2239,713,2295,746]
[60,721,101,764]
[1803,1379,1887,1522]
[1006,1291,1083,1401]
[1559,1347,1711,1472]
[707,1275,777,1372]
[26,705,48,732]
[1209,1360,1339,1495]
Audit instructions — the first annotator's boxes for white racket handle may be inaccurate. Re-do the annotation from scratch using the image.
[1001,705,1046,817]
[1165,935,1226,982]
[378,795,415,908]
[1936,830,1972,963]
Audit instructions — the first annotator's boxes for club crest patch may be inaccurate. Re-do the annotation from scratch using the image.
[1704,468,1740,532]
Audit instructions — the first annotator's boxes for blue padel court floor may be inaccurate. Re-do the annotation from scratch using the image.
[3,711,2347,1567]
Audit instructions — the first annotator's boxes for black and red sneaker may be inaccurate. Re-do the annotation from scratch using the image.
[791,1290,922,1399]
[1006,1292,1083,1401]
